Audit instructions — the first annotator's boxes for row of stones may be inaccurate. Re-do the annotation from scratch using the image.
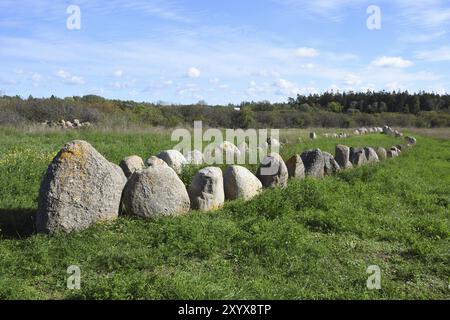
[35,132,416,234]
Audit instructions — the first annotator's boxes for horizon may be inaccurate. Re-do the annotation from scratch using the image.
[1,1,450,104]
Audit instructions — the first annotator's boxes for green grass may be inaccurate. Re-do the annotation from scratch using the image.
[0,127,449,299]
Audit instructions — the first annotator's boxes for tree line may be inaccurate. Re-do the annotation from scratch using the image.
[0,91,449,129]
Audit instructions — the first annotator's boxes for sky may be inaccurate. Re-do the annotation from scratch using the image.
[1,0,450,104]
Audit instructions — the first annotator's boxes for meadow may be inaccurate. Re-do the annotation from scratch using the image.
[0,126,449,299]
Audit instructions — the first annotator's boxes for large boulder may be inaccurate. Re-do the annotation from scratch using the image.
[185,150,204,165]
[387,148,399,158]
[323,152,340,175]
[156,150,187,174]
[146,156,168,167]
[223,165,262,201]
[405,136,417,145]
[285,154,305,179]
[364,147,379,163]
[376,147,387,160]
[188,167,224,211]
[256,152,289,188]
[36,140,127,234]
[267,137,281,149]
[350,147,367,166]
[119,155,145,178]
[122,165,190,218]
[300,149,324,178]
[335,144,353,169]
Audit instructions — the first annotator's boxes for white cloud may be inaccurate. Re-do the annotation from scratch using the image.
[370,56,413,68]
[209,78,220,84]
[344,73,362,86]
[187,67,201,78]
[114,69,123,77]
[55,69,85,85]
[294,47,319,58]
[274,78,301,96]
[30,72,42,85]
[415,46,450,62]
[385,81,405,91]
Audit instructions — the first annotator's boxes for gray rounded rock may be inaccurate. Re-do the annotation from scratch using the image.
[256,152,289,188]
[146,155,168,167]
[376,147,387,160]
[188,167,224,211]
[120,155,145,178]
[300,149,324,178]
[350,147,367,166]
[156,150,187,174]
[405,136,417,145]
[122,165,190,218]
[285,154,305,179]
[364,147,379,163]
[323,152,341,175]
[335,144,353,169]
[36,140,127,234]
[223,165,262,201]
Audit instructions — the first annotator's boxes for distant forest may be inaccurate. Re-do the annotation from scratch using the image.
[1,91,450,128]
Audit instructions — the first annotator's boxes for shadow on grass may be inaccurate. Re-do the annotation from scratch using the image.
[0,208,36,239]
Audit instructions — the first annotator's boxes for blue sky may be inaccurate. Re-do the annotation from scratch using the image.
[1,0,450,104]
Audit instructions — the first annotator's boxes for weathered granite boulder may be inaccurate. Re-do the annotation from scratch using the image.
[120,155,145,178]
[323,152,341,175]
[223,165,262,201]
[387,148,398,158]
[364,147,379,163]
[405,136,417,145]
[156,150,187,174]
[188,167,224,211]
[335,144,353,169]
[285,154,305,179]
[146,156,168,167]
[36,140,127,234]
[256,152,289,187]
[122,165,190,218]
[350,147,367,166]
[300,149,325,178]
[376,147,387,160]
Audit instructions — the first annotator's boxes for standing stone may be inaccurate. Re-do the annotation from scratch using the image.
[335,144,353,169]
[364,147,379,163]
[146,156,168,167]
[188,167,224,212]
[120,155,145,178]
[256,152,289,188]
[267,137,281,149]
[156,150,187,174]
[223,165,262,201]
[387,148,398,158]
[185,150,204,165]
[376,147,387,160]
[285,154,305,179]
[350,147,367,166]
[309,132,317,140]
[323,152,341,175]
[300,149,325,178]
[36,140,127,234]
[405,136,417,145]
[122,165,190,218]
[391,146,401,154]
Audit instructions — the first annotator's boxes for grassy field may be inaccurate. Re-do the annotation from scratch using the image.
[0,126,449,299]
